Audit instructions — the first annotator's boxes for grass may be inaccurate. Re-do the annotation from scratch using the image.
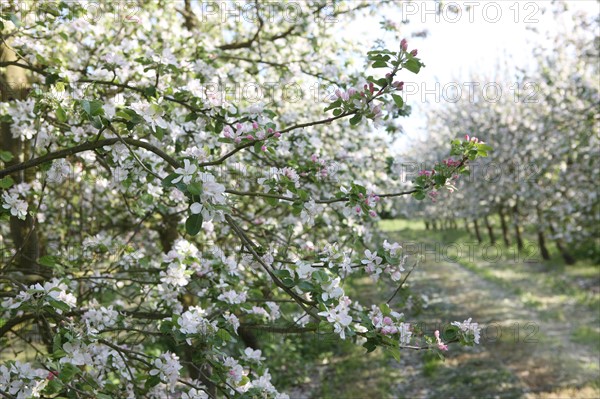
[572,325,600,351]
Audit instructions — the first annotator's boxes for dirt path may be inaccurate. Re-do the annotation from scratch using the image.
[389,252,600,398]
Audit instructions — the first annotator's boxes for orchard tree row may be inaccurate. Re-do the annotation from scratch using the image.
[399,7,599,264]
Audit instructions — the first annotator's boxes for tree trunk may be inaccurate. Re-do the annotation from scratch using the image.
[549,224,576,265]
[498,207,510,247]
[473,219,482,243]
[484,215,496,244]
[424,221,430,230]
[0,43,45,281]
[535,206,550,260]
[537,231,551,260]
[512,205,524,251]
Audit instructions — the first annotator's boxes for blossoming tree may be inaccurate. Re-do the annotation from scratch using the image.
[401,6,598,263]
[0,2,486,397]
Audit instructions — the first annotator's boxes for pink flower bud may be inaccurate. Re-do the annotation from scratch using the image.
[369,210,377,217]
[273,132,281,138]
[410,49,418,56]
[261,145,267,152]
[267,127,274,134]
[246,134,254,140]
[401,38,408,51]
[465,134,470,141]
[393,81,404,90]
[383,316,393,325]
[252,121,259,129]
[311,154,318,162]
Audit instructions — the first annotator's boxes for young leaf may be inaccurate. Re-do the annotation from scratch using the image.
[185,213,203,235]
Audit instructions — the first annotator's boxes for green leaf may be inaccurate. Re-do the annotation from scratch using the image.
[0,176,14,189]
[403,58,422,74]
[391,94,404,108]
[412,191,426,200]
[388,347,401,362]
[333,108,343,116]
[272,269,291,279]
[81,100,104,117]
[145,375,161,389]
[187,182,202,195]
[39,255,59,268]
[59,363,81,382]
[265,196,278,206]
[56,106,67,123]
[0,150,14,162]
[281,278,295,287]
[349,113,362,126]
[48,299,71,312]
[297,281,315,292]
[162,173,180,188]
[372,60,388,68]
[363,338,378,353]
[216,329,232,343]
[324,99,342,112]
[185,213,203,236]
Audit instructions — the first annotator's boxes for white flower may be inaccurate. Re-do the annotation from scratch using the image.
[218,290,247,304]
[318,297,353,339]
[265,301,281,321]
[361,249,383,280]
[2,192,28,220]
[160,263,190,287]
[190,202,203,214]
[182,387,209,399]
[177,306,215,337]
[383,240,402,256]
[243,348,265,363]
[399,322,412,345]
[172,159,197,184]
[47,159,72,183]
[300,200,318,226]
[451,318,481,344]
[198,172,226,204]
[130,101,168,131]
[223,356,245,385]
[149,352,182,391]
[82,306,119,333]
[295,261,314,279]
[321,277,344,301]
[61,342,92,366]
[223,312,240,333]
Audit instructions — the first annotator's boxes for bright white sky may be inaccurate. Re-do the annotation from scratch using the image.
[343,0,599,151]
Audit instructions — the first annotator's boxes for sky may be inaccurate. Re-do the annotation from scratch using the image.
[344,0,599,151]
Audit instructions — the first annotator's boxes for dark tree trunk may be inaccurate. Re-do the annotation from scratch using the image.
[535,206,550,260]
[425,221,430,230]
[512,205,524,251]
[537,231,551,260]
[498,207,510,247]
[473,219,482,243]
[549,224,576,265]
[484,215,496,244]
[1,44,46,282]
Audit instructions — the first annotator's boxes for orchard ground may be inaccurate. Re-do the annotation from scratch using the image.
[288,219,600,398]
